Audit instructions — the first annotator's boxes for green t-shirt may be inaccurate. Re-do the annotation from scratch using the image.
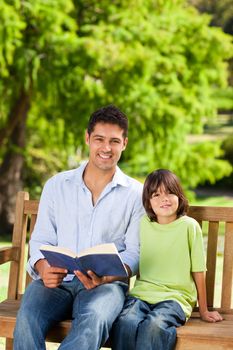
[130,215,206,319]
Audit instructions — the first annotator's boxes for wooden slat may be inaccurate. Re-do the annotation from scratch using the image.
[176,338,233,350]
[188,206,233,223]
[25,214,37,288]
[5,339,13,350]
[177,316,233,341]
[24,200,39,215]
[206,221,219,307]
[7,192,29,299]
[221,222,233,309]
[29,213,37,238]
[0,247,19,265]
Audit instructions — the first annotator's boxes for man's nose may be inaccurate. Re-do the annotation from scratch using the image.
[102,142,111,151]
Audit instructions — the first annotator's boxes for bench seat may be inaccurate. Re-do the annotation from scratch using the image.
[1,299,233,348]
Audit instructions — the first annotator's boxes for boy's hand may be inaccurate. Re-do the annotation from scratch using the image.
[200,310,223,323]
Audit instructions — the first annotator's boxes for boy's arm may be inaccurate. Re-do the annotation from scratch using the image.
[192,271,223,322]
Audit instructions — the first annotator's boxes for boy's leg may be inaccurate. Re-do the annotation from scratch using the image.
[13,279,74,350]
[112,297,150,350]
[136,300,186,350]
[59,281,128,350]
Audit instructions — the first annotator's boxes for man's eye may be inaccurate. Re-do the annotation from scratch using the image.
[112,140,120,144]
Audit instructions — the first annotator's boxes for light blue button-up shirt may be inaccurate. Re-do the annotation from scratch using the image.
[27,162,144,279]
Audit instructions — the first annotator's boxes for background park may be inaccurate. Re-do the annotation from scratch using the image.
[0,0,233,348]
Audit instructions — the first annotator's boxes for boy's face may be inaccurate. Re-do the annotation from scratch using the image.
[150,185,179,224]
[85,122,128,172]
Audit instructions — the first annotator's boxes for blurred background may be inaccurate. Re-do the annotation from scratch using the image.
[0,0,233,238]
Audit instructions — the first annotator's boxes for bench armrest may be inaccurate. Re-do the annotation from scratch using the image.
[0,246,19,265]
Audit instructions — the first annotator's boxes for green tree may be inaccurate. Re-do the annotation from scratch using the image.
[0,0,79,233]
[0,0,232,234]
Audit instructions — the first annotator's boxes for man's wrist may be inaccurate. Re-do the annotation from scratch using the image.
[35,258,47,277]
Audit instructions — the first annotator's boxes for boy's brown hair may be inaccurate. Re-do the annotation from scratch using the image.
[143,169,189,222]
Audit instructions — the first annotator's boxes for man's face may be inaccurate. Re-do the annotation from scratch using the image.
[85,122,128,172]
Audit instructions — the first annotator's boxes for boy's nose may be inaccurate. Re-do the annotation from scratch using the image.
[161,193,169,200]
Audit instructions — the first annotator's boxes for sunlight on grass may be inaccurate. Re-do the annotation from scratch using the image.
[191,196,233,207]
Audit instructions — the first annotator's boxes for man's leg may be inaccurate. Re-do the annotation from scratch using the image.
[136,300,186,350]
[112,297,150,350]
[59,281,128,350]
[13,279,74,350]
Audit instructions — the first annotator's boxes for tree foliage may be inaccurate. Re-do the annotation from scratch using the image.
[0,0,232,231]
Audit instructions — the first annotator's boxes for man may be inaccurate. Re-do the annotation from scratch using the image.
[14,105,144,349]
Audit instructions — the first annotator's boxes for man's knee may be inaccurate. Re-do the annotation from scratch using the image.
[91,282,126,312]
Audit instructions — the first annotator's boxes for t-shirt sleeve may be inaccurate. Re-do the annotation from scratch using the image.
[188,219,206,272]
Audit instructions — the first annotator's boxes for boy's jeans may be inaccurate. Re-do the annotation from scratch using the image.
[13,278,127,350]
[112,297,186,350]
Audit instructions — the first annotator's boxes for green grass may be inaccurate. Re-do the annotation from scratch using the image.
[191,196,233,207]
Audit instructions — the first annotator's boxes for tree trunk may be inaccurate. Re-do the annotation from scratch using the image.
[0,89,31,235]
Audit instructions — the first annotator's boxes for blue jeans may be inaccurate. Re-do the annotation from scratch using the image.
[112,297,186,350]
[13,278,127,350]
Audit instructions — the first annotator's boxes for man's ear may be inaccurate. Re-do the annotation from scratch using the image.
[122,137,128,151]
[85,130,90,146]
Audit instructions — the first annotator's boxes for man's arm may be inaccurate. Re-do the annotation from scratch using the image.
[119,190,144,276]
[27,178,59,279]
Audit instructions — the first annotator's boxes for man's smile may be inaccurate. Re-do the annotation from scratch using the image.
[98,153,112,159]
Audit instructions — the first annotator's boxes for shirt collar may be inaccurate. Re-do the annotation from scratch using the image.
[67,161,129,188]
[111,166,129,188]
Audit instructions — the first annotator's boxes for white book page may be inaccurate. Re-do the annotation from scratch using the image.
[78,243,118,257]
[40,245,77,258]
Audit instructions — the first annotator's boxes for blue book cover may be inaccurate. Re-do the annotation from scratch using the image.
[40,243,128,277]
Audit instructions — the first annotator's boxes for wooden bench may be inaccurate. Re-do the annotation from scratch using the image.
[0,191,233,349]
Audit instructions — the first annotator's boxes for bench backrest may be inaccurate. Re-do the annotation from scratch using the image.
[8,191,233,313]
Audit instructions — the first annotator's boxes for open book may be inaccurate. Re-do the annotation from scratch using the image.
[40,243,128,277]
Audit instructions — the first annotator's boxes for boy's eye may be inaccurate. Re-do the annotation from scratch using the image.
[151,193,159,198]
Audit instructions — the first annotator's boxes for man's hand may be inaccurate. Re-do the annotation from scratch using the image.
[35,259,67,288]
[74,270,128,290]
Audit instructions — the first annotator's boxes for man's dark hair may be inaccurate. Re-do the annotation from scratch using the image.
[143,169,189,222]
[87,105,128,138]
